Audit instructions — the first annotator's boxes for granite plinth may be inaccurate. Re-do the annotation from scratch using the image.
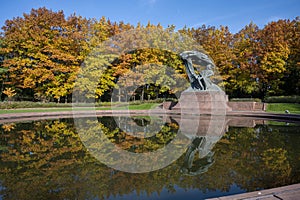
[172,91,230,115]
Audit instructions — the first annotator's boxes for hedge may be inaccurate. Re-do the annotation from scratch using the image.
[264,96,300,103]
[0,99,167,109]
[229,98,262,102]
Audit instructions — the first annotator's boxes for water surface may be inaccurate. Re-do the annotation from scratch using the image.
[0,116,299,200]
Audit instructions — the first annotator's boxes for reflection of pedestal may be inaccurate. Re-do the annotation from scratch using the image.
[172,91,231,115]
[176,115,227,137]
[169,112,227,160]
[169,114,227,175]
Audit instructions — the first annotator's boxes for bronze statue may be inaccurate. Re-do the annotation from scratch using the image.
[180,51,222,92]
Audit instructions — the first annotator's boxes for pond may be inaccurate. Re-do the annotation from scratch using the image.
[0,115,300,200]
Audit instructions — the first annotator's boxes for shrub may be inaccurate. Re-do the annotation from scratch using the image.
[264,96,300,103]
[0,101,73,109]
[0,99,167,109]
[229,98,262,102]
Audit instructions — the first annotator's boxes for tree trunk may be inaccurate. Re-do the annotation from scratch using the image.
[141,87,144,101]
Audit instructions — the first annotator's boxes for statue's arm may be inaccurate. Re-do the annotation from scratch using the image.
[182,58,197,82]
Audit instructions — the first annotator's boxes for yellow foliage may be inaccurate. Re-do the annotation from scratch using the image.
[2,123,16,132]
[262,148,291,176]
[3,88,16,98]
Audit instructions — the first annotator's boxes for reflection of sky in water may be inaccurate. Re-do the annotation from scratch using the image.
[107,184,246,200]
[0,182,5,199]
[0,116,300,199]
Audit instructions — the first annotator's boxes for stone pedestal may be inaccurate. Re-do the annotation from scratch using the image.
[172,91,231,115]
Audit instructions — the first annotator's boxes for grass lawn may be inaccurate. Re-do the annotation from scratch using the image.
[0,107,75,114]
[266,103,300,114]
[116,103,159,110]
[0,103,160,114]
[2,102,298,115]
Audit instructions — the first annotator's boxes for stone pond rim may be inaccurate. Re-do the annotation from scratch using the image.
[0,108,300,124]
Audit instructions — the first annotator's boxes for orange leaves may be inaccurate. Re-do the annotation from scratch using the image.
[183,19,300,97]
[1,8,90,101]
[1,7,299,101]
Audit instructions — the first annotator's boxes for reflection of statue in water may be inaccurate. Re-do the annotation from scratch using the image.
[180,51,222,92]
[181,137,215,176]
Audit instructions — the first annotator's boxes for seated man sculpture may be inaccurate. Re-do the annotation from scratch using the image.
[180,51,222,92]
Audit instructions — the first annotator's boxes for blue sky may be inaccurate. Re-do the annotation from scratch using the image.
[0,0,299,33]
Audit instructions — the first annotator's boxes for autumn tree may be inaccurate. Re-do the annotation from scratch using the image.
[182,25,235,94]
[112,48,186,101]
[231,22,261,97]
[256,20,290,97]
[0,7,299,101]
[75,24,198,102]
[281,17,300,95]
[72,18,133,102]
[182,19,300,98]
[1,8,89,102]
[0,37,8,99]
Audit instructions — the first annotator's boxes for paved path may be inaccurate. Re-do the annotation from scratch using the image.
[0,109,153,123]
[1,109,300,123]
[209,183,300,200]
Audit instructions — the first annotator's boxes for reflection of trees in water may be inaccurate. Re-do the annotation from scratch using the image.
[0,118,300,199]
[213,125,300,191]
[99,116,178,152]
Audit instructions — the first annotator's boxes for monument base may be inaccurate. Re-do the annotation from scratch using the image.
[171,91,231,115]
